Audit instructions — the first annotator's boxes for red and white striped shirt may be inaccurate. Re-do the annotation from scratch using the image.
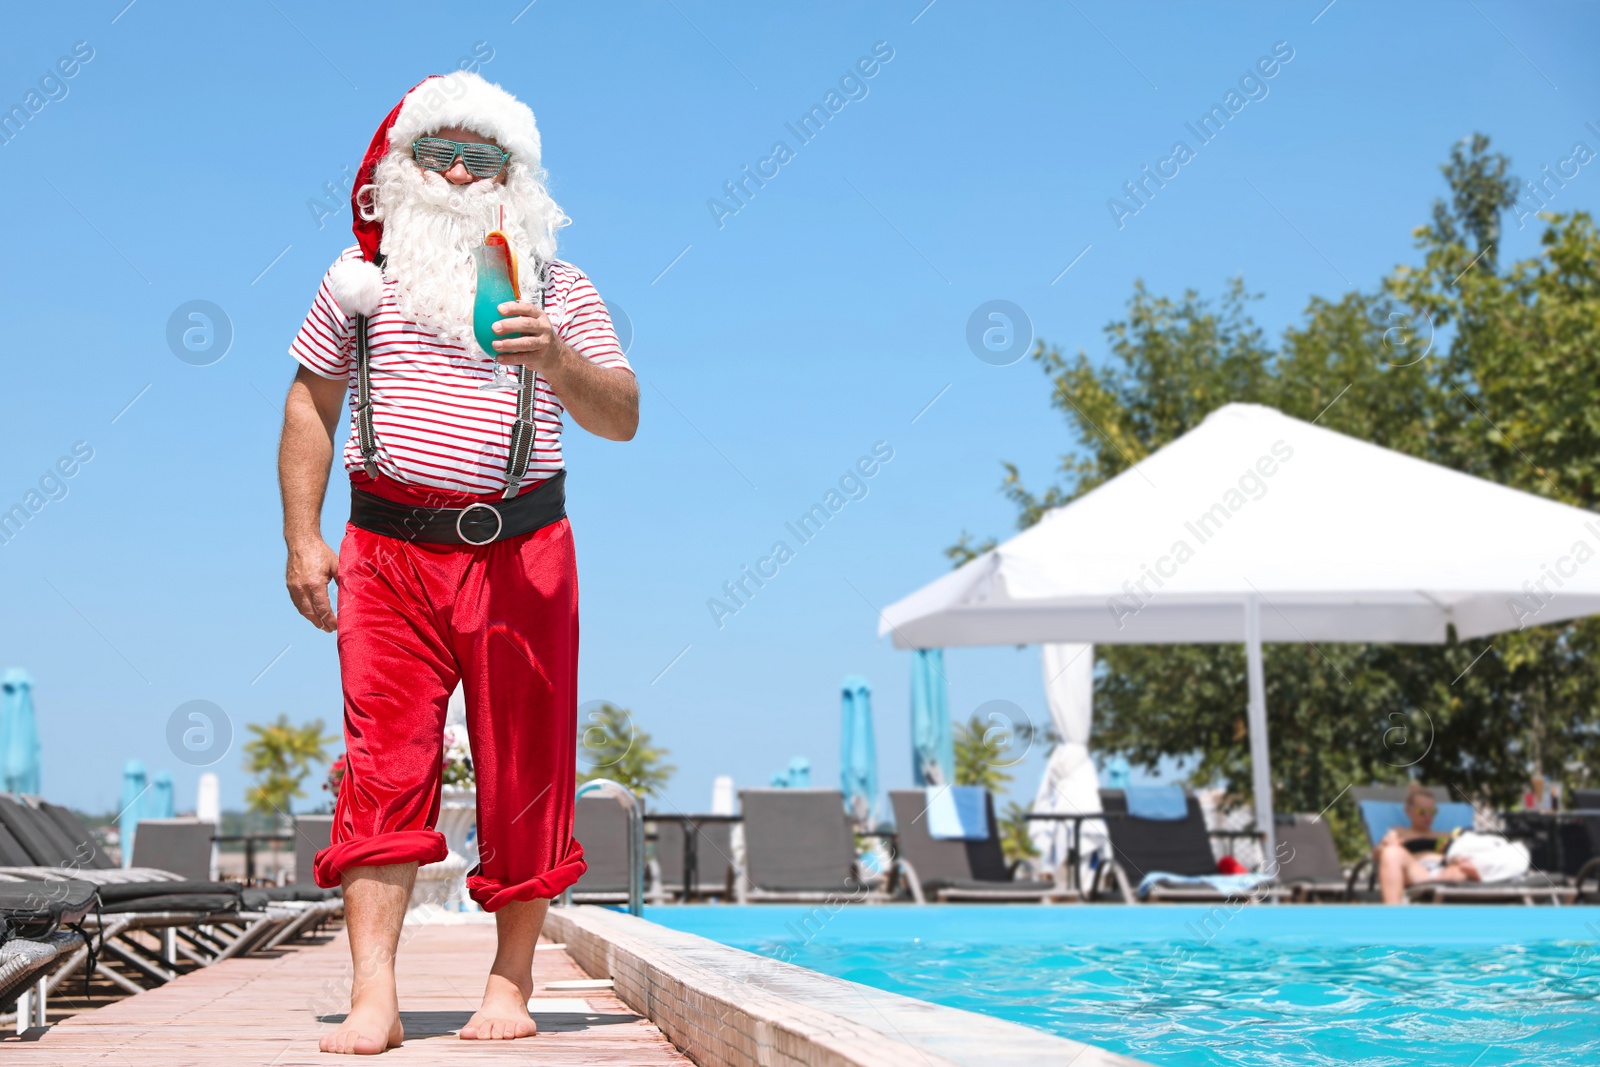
[290,246,631,496]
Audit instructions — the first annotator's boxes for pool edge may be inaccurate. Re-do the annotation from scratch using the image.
[544,905,1150,1067]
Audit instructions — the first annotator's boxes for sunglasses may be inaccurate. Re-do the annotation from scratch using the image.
[411,136,511,179]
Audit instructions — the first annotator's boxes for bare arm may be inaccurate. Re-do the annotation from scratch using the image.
[278,365,348,631]
[488,300,639,441]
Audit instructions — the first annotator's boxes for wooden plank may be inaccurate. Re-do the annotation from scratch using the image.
[1,922,694,1065]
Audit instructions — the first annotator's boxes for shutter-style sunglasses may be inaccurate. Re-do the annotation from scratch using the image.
[411,136,511,179]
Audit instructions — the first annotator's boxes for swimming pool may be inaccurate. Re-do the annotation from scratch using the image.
[645,905,1600,1066]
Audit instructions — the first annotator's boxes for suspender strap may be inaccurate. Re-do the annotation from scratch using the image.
[353,255,547,497]
[354,254,386,479]
[502,260,549,500]
[355,314,379,478]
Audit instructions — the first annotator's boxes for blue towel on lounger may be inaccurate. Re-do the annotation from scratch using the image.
[1125,785,1188,820]
[1136,871,1270,899]
[926,785,988,840]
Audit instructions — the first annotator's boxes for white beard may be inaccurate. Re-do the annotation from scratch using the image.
[368,150,564,348]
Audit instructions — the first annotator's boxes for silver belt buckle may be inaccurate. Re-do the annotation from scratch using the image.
[455,501,504,546]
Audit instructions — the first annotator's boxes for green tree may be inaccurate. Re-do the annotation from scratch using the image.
[576,702,675,798]
[242,715,336,817]
[963,135,1600,856]
[953,713,1016,792]
[1424,132,1520,271]
[998,800,1039,866]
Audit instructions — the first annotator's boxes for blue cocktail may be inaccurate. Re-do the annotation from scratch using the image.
[472,231,520,392]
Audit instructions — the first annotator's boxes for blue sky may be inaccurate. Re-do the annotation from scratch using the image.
[2,1,1597,818]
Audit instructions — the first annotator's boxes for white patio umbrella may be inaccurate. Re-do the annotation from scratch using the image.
[880,403,1600,863]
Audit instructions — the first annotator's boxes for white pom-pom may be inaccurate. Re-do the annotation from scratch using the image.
[327,259,386,317]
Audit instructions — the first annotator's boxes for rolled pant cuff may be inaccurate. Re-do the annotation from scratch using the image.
[467,842,588,912]
[313,830,449,888]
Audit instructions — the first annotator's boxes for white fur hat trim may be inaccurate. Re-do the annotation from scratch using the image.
[388,72,541,174]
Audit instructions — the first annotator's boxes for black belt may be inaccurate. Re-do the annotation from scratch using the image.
[350,470,566,546]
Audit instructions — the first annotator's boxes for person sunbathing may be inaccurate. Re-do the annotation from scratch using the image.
[1375,786,1478,903]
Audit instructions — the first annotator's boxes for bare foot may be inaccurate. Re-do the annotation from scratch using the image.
[319,996,403,1055]
[460,974,537,1041]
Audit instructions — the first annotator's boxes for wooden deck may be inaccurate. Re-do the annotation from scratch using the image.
[2,921,694,1065]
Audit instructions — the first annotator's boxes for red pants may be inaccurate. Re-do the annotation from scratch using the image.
[313,485,586,910]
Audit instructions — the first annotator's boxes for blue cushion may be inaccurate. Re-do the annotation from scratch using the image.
[1434,802,1475,832]
[1359,798,1474,846]
[1125,785,1188,821]
[1358,800,1408,845]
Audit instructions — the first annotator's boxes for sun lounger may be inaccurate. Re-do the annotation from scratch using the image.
[0,821,35,868]
[0,799,342,1005]
[127,814,340,949]
[1351,786,1468,835]
[1349,785,1575,904]
[0,929,83,1029]
[569,795,638,904]
[1350,785,1569,902]
[1273,814,1360,902]
[0,877,95,1025]
[1097,789,1280,903]
[37,801,119,869]
[888,790,1074,903]
[1402,878,1576,904]
[0,798,328,982]
[1563,791,1600,901]
[0,796,181,884]
[733,789,895,903]
[131,819,215,881]
[0,860,267,987]
[0,800,225,897]
[294,814,334,889]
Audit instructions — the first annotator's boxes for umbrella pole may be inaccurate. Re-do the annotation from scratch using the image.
[1243,595,1277,894]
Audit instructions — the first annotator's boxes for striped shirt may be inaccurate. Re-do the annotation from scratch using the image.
[290,245,631,496]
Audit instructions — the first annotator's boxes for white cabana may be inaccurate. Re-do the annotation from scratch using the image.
[882,403,1600,862]
[1029,643,1107,882]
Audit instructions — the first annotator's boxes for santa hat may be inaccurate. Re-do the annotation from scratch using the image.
[326,72,544,317]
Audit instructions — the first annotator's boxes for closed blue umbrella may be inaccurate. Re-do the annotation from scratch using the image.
[770,756,812,787]
[910,649,954,786]
[120,760,148,868]
[149,771,175,819]
[840,676,878,827]
[1,669,40,795]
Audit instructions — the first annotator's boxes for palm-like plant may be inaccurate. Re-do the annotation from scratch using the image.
[953,713,1017,792]
[576,702,674,798]
[998,800,1040,865]
[242,714,337,817]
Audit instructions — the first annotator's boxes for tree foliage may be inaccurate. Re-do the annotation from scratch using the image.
[242,714,337,817]
[972,135,1600,855]
[953,713,1016,792]
[998,800,1039,866]
[576,702,676,798]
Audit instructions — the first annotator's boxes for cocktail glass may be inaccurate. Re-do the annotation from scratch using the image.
[471,232,520,392]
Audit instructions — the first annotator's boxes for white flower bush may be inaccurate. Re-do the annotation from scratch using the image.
[442,723,474,788]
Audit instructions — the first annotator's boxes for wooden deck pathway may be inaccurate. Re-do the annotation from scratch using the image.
[2,921,694,1066]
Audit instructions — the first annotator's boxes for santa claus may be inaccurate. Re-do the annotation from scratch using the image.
[277,72,637,1054]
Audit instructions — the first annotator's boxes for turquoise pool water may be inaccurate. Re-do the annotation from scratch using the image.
[646,905,1600,1066]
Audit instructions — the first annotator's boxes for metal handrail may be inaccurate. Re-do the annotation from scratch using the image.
[568,779,644,916]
